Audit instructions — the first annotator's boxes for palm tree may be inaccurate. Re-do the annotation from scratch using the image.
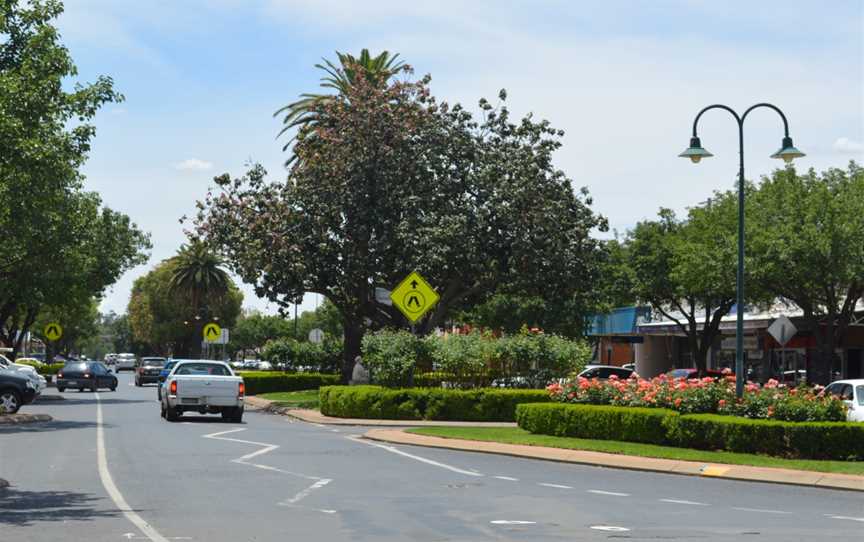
[274,49,405,159]
[169,241,230,314]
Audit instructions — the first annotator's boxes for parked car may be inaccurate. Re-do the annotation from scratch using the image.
[0,354,45,393]
[160,360,244,422]
[666,368,733,380]
[621,363,636,371]
[56,362,118,392]
[156,360,179,401]
[257,360,272,371]
[0,370,38,414]
[115,353,137,372]
[577,365,634,380]
[135,357,166,387]
[104,353,117,366]
[824,379,864,422]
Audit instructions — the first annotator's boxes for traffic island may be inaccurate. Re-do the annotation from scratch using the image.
[0,413,53,425]
[363,428,864,492]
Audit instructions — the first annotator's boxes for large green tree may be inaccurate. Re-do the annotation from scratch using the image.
[749,164,864,384]
[196,64,605,381]
[128,255,243,357]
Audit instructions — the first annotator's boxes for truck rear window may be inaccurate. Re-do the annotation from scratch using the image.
[174,363,231,376]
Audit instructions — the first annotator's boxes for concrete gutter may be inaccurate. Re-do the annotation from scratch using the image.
[0,413,52,424]
[363,428,864,493]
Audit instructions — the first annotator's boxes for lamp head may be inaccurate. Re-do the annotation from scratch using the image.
[770,136,805,164]
[678,136,713,164]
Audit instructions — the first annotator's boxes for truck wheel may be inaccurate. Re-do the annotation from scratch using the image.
[166,406,179,422]
[0,390,21,414]
[231,408,244,423]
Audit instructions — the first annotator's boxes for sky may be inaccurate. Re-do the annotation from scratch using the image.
[55,0,864,317]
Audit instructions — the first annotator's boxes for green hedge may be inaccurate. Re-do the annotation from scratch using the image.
[319,385,549,421]
[15,361,64,376]
[516,403,673,445]
[240,373,339,396]
[516,403,864,460]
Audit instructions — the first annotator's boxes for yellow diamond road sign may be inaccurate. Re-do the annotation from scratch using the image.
[203,322,222,342]
[44,323,63,341]
[391,271,439,323]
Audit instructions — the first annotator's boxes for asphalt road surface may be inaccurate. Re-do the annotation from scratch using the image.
[1,372,862,541]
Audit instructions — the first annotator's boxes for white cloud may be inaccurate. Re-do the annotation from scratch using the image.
[174,158,214,171]
[833,137,864,154]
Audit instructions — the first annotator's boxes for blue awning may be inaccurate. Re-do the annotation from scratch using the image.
[588,306,651,336]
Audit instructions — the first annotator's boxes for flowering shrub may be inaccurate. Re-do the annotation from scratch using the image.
[547,374,846,422]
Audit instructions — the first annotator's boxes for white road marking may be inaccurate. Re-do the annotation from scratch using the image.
[590,525,630,532]
[95,394,170,542]
[588,489,630,497]
[490,520,536,525]
[330,429,340,432]
[733,507,791,515]
[311,423,327,428]
[825,515,864,522]
[348,436,483,477]
[538,483,572,489]
[660,498,709,506]
[203,428,332,507]
[494,476,519,481]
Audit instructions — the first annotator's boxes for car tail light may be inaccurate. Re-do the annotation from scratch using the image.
[169,380,177,395]
[57,372,63,378]
[238,382,245,398]
[84,373,91,379]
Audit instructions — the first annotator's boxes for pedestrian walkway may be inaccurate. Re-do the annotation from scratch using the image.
[363,428,864,492]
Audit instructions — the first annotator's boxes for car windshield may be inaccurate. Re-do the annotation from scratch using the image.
[141,358,165,366]
[174,363,231,376]
[64,363,88,372]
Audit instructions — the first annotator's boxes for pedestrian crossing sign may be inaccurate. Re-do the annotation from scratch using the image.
[390,271,439,323]
[203,322,222,342]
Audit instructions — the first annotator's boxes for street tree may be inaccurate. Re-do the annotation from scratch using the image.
[749,163,864,384]
[196,64,605,381]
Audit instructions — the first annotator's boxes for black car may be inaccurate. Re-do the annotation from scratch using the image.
[577,365,634,380]
[135,357,166,387]
[56,362,118,393]
[0,370,38,413]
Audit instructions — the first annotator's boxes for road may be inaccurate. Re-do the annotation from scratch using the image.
[1,372,862,541]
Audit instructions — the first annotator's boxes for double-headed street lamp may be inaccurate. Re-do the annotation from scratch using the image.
[679,103,805,397]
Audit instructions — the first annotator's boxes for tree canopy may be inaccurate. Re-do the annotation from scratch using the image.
[196,60,606,381]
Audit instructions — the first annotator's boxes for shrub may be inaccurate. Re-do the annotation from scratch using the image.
[516,403,675,445]
[261,338,342,373]
[15,361,64,376]
[517,403,864,460]
[548,375,846,422]
[240,373,339,395]
[319,385,550,421]
[361,330,425,387]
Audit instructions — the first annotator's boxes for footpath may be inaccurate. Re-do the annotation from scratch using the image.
[244,396,864,492]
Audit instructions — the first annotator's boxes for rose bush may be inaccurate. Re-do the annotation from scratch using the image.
[547,374,846,422]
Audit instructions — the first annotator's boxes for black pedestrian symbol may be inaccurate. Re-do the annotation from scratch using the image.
[47,325,59,336]
[206,326,219,338]
[403,291,426,313]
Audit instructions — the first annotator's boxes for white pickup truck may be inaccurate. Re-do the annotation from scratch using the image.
[160,360,245,423]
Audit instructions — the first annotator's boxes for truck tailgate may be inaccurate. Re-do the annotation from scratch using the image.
[175,376,241,404]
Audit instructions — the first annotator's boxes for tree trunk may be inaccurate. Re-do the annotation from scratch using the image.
[342,316,363,385]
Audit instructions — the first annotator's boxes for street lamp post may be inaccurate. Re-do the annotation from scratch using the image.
[679,103,805,398]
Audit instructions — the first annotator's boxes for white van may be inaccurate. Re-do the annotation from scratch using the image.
[115,353,137,372]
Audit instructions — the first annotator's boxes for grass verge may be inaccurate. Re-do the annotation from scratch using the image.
[407,426,864,475]
[258,389,319,409]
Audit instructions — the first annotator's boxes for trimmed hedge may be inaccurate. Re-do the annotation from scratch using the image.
[516,403,673,445]
[15,361,64,376]
[516,403,864,460]
[319,385,550,421]
[240,373,339,396]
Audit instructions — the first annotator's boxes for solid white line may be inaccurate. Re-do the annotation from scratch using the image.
[494,476,519,481]
[588,489,630,497]
[733,507,791,515]
[490,520,536,525]
[96,393,169,542]
[660,498,709,506]
[348,436,483,477]
[825,515,864,522]
[539,483,573,489]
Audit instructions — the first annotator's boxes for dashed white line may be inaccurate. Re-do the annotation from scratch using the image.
[590,525,630,532]
[825,515,864,522]
[347,436,483,477]
[588,489,630,497]
[490,520,536,525]
[733,507,791,515]
[494,476,519,481]
[538,483,573,489]
[95,393,170,542]
[660,498,709,506]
